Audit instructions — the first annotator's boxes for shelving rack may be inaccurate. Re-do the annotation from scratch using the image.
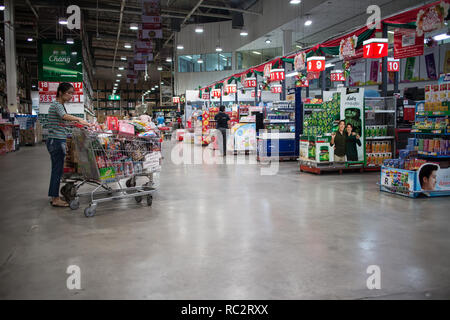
[364,97,397,170]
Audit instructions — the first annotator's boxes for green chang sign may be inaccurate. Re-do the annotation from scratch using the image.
[108,95,121,101]
[38,40,82,82]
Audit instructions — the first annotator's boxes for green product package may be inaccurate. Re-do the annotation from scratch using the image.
[99,167,116,180]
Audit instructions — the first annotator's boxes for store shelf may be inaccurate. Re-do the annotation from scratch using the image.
[264,119,294,123]
[416,111,450,117]
[365,110,396,113]
[366,136,395,140]
[418,151,450,158]
[411,129,449,135]
[304,108,325,112]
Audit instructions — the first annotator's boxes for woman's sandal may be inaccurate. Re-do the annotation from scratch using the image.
[51,199,69,207]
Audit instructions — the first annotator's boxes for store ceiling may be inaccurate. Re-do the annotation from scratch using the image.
[238,0,429,53]
[9,0,260,85]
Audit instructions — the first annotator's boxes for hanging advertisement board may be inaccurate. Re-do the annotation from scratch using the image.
[393,28,424,59]
[340,88,365,162]
[38,40,83,82]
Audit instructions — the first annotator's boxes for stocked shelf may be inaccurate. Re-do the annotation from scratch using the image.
[411,129,449,135]
[365,110,396,113]
[366,136,395,140]
[417,151,450,158]
[416,111,450,117]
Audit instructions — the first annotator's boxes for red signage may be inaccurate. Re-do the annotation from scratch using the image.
[172,96,180,104]
[298,79,309,87]
[202,93,210,100]
[330,71,345,82]
[251,91,261,98]
[393,28,424,59]
[387,58,400,72]
[271,85,282,94]
[226,84,237,94]
[269,69,285,82]
[363,38,388,59]
[306,72,320,80]
[212,89,221,98]
[307,57,326,72]
[244,78,257,88]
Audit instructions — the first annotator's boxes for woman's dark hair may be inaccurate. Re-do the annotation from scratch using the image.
[338,120,345,125]
[346,123,353,129]
[56,82,74,97]
[219,105,225,112]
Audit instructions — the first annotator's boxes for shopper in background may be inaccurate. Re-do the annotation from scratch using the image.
[344,123,361,161]
[46,82,90,207]
[215,105,230,156]
[330,120,347,162]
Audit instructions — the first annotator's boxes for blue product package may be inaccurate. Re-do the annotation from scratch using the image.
[406,145,415,151]
[399,149,409,159]
[408,138,417,147]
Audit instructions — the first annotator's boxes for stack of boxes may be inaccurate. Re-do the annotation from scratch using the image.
[405,137,449,156]
[303,93,341,136]
[424,84,450,112]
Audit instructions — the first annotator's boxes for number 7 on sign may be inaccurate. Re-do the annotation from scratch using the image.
[377,44,384,54]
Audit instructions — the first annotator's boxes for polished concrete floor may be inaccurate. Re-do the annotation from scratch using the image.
[0,142,449,299]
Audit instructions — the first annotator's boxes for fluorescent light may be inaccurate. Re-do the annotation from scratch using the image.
[155,85,158,88]
[286,71,298,77]
[27,38,33,42]
[161,81,164,85]
[296,45,302,49]
[216,45,223,52]
[117,74,122,77]
[325,63,335,68]
[121,56,127,61]
[0,5,5,11]
[130,23,138,30]
[66,38,74,44]
[304,19,312,26]
[32,85,36,88]
[195,25,204,33]
[290,0,301,4]
[197,58,204,64]
[71,51,77,55]
[58,18,68,25]
[177,44,184,50]
[185,56,192,59]
[166,57,172,62]
[76,62,81,65]
[116,79,120,82]
[118,66,124,70]
[124,42,132,49]
[252,51,262,55]
[240,30,248,36]
[433,33,450,41]
[265,39,272,44]
[157,66,163,71]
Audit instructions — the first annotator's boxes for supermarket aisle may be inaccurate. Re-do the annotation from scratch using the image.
[0,142,450,299]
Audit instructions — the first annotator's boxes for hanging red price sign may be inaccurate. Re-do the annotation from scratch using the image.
[202,93,210,100]
[269,69,285,82]
[226,84,237,94]
[363,38,388,59]
[330,70,345,82]
[251,91,261,98]
[244,78,257,88]
[307,56,326,72]
[271,84,282,94]
[212,89,221,98]
[387,58,400,72]
[172,96,180,104]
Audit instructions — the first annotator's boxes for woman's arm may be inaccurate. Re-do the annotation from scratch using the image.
[62,114,90,126]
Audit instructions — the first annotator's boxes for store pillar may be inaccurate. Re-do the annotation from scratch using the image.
[254,76,258,106]
[235,80,238,104]
[4,0,18,113]
[294,86,302,157]
[281,61,286,101]
[381,24,388,97]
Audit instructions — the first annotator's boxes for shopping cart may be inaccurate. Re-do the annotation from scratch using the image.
[61,125,161,217]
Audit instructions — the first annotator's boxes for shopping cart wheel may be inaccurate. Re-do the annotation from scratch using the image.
[126,178,136,188]
[146,195,153,206]
[84,205,96,218]
[135,196,143,203]
[69,198,80,210]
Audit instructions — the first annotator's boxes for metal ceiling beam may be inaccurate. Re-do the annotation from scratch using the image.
[25,0,39,19]
[111,0,126,72]
[198,4,262,16]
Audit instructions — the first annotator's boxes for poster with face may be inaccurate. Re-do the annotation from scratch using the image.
[415,163,450,196]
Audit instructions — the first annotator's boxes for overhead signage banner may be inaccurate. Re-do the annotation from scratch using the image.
[38,40,82,82]
[394,28,424,59]
[416,1,449,36]
[141,0,162,39]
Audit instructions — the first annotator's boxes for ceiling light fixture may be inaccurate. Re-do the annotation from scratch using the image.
[117,74,122,77]
[58,18,68,25]
[157,66,163,71]
[27,38,33,42]
[116,79,120,82]
[304,15,312,26]
[121,56,127,61]
[290,0,301,4]
[252,51,262,55]
[124,42,132,49]
[215,45,223,52]
[240,30,248,36]
[166,57,172,62]
[76,62,81,65]
[177,44,184,50]
[118,66,124,70]
[130,23,139,30]
[433,33,450,41]
[195,25,204,33]
[0,5,5,11]
[66,38,74,44]
[265,39,272,44]
[71,51,77,55]
[155,85,158,88]
[197,58,204,64]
